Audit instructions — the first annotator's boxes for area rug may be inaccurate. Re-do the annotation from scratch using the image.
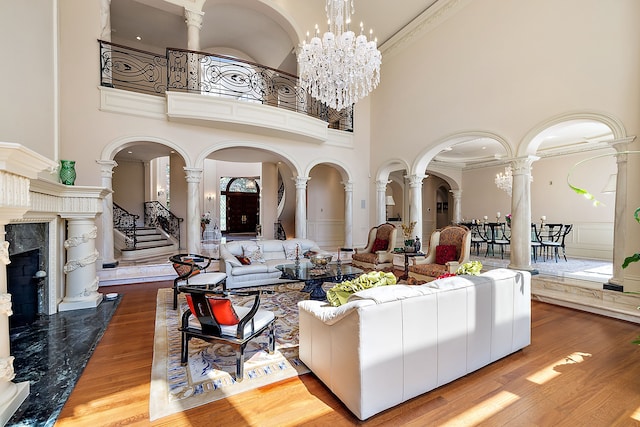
[149,283,311,421]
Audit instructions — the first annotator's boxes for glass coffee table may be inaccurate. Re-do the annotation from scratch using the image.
[276,262,363,300]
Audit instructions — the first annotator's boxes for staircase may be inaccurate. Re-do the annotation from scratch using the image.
[116,226,178,261]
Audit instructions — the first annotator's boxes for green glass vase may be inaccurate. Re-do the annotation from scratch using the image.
[59,160,76,185]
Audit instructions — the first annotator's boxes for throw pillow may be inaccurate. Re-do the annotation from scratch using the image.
[283,244,298,260]
[172,262,200,278]
[248,247,265,263]
[371,238,388,252]
[435,245,457,265]
[235,255,251,265]
[185,294,240,326]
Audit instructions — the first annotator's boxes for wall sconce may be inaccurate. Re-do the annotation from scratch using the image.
[157,187,165,197]
[207,193,215,201]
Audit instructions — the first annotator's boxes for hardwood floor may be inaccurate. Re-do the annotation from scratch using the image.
[55,281,640,427]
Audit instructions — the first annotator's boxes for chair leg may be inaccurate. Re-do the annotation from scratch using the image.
[173,287,178,310]
[235,344,246,382]
[181,334,189,365]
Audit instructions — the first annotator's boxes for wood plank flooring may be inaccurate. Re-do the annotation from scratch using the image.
[55,281,640,427]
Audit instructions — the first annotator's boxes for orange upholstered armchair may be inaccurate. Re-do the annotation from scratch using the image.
[408,225,471,282]
[351,223,397,270]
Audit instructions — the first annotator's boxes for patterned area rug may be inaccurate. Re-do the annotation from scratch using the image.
[149,283,311,421]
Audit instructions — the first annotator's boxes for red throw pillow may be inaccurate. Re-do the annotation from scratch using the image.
[435,245,457,265]
[185,294,240,326]
[173,262,200,278]
[235,255,251,265]
[371,238,388,252]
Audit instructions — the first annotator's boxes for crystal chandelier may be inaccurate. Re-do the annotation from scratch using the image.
[495,165,533,196]
[298,0,382,111]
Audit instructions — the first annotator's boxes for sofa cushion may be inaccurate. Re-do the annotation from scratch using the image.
[230,263,269,276]
[371,238,388,252]
[236,255,251,265]
[436,245,457,264]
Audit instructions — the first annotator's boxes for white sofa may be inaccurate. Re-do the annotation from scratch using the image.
[219,238,327,289]
[298,268,531,420]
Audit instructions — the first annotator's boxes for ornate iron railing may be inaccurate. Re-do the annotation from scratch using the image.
[144,201,183,247]
[99,40,353,131]
[113,203,138,249]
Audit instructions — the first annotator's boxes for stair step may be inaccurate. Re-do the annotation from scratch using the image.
[135,228,161,236]
[136,234,165,242]
[122,241,174,251]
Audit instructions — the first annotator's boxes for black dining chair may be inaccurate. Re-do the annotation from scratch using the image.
[531,223,543,263]
[542,224,573,262]
[484,222,510,259]
[539,223,563,262]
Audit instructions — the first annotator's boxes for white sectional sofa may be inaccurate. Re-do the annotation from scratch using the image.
[219,238,327,289]
[298,268,531,420]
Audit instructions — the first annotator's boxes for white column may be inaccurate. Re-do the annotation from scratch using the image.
[508,156,538,272]
[375,180,388,225]
[450,189,462,224]
[59,217,103,311]
[293,177,310,238]
[184,168,203,254]
[97,160,117,268]
[184,8,203,93]
[606,140,632,290]
[406,174,425,242]
[342,180,353,248]
[99,0,113,86]
[184,8,203,51]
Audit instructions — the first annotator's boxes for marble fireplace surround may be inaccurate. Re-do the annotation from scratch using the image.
[0,142,109,424]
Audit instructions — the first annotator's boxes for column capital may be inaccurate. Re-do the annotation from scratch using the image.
[96,160,118,178]
[375,179,390,192]
[341,180,353,192]
[184,167,203,183]
[184,8,204,30]
[511,156,539,175]
[405,174,427,187]
[608,136,636,154]
[449,189,462,199]
[293,176,310,189]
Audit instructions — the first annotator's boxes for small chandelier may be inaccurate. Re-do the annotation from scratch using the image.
[298,0,382,111]
[495,165,533,196]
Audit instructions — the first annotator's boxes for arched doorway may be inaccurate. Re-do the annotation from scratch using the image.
[222,177,260,234]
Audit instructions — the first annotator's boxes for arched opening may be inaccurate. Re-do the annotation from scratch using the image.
[221,177,260,235]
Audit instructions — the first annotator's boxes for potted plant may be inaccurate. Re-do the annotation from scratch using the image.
[401,221,417,251]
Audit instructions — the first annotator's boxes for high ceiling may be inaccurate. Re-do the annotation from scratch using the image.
[109,0,614,166]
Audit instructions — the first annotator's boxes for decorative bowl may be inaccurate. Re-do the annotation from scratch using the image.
[309,253,333,268]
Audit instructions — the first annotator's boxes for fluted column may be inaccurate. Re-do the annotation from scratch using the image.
[508,156,538,272]
[450,189,462,224]
[184,168,203,254]
[375,180,388,225]
[97,160,117,268]
[293,177,310,238]
[406,175,426,242]
[342,180,353,248]
[606,140,632,290]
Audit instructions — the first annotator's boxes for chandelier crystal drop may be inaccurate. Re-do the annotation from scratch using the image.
[298,0,382,111]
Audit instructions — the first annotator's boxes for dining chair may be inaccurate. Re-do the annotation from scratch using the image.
[531,223,543,263]
[542,224,573,262]
[539,223,563,261]
[484,222,510,259]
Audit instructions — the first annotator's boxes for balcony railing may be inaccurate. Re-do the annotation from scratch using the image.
[99,40,353,131]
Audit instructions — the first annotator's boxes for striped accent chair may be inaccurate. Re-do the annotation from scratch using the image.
[408,225,471,282]
[352,223,398,270]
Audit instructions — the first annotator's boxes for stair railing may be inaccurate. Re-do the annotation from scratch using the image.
[144,201,183,247]
[113,203,138,249]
